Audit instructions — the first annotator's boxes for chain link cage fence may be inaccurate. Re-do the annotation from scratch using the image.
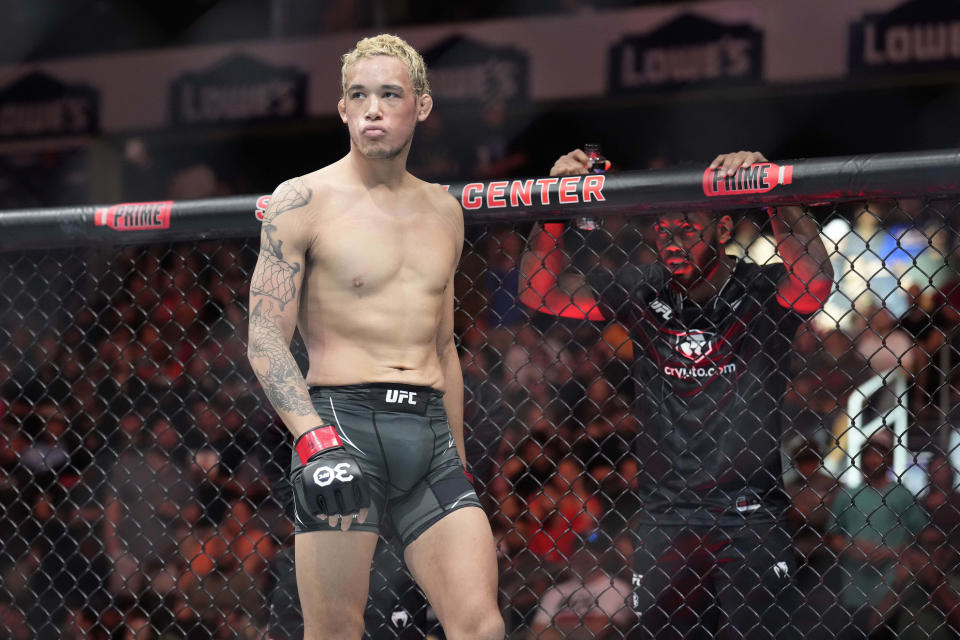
[2,157,960,639]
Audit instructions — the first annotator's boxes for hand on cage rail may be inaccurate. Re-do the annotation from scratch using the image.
[549,148,610,178]
[294,424,371,531]
[517,146,610,320]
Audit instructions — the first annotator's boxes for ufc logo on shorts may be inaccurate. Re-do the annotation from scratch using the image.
[312,462,354,487]
[385,389,418,405]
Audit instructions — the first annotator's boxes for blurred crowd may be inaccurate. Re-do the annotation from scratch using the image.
[0,239,284,639]
[2,170,960,639]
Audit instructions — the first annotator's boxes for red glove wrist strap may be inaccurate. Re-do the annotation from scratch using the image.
[295,425,342,465]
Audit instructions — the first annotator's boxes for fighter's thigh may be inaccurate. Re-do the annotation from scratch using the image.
[715,525,798,640]
[295,529,380,634]
[403,506,500,631]
[631,525,693,613]
[292,395,388,533]
[389,455,481,545]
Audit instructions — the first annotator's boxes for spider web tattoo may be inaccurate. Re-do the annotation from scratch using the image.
[262,178,311,224]
[250,178,312,309]
[251,224,301,309]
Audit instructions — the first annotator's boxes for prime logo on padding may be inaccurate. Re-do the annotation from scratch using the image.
[94,201,172,231]
[702,163,793,196]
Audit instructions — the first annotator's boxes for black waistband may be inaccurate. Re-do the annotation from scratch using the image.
[309,383,444,414]
[309,383,442,396]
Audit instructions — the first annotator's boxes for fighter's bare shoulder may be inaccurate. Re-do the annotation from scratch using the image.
[263,174,318,224]
[265,167,346,228]
[427,179,463,214]
[416,176,464,235]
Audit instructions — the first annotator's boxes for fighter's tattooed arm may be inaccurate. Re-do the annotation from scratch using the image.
[247,178,320,435]
[251,223,301,309]
[262,177,312,224]
[248,299,315,416]
[250,179,312,309]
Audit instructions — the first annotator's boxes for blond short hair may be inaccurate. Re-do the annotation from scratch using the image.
[341,34,430,96]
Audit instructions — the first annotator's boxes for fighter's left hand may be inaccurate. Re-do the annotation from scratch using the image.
[709,151,768,177]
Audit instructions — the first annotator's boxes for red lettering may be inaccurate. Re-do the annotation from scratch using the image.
[487,181,508,208]
[510,179,534,207]
[535,178,559,205]
[582,174,605,202]
[462,183,484,210]
[255,195,271,220]
[558,176,580,204]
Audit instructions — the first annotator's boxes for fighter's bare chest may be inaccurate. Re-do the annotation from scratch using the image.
[310,209,457,291]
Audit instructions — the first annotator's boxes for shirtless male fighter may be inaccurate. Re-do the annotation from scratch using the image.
[247,34,504,640]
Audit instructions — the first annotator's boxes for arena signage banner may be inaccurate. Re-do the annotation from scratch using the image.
[849,0,960,74]
[421,35,529,106]
[0,71,99,140]
[0,0,942,135]
[169,53,307,125]
[608,12,763,94]
[449,175,606,211]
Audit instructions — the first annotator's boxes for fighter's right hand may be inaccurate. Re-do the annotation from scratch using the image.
[294,424,371,530]
[550,149,591,176]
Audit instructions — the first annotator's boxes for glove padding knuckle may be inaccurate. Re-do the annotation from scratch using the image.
[300,449,370,518]
[333,488,346,514]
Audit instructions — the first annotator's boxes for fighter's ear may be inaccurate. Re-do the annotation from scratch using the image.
[337,97,347,123]
[716,214,733,245]
[416,93,433,122]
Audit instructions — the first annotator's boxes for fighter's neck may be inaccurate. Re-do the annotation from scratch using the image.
[345,148,409,189]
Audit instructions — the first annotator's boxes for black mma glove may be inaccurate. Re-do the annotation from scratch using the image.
[295,424,370,521]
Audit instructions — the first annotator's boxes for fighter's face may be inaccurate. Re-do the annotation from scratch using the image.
[338,55,432,160]
[653,211,730,285]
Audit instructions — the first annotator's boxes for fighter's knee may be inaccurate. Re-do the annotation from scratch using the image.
[302,626,364,640]
[302,609,364,640]
[445,608,504,640]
